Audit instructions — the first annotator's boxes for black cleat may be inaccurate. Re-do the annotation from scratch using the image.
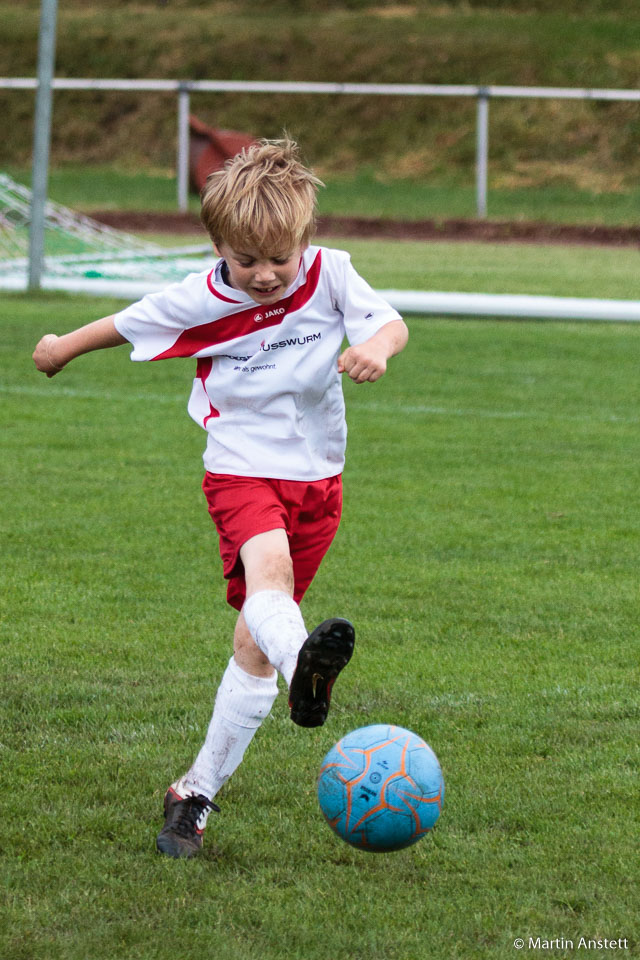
[289,618,355,728]
[156,787,219,859]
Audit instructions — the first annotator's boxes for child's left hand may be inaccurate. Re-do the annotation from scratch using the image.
[337,342,388,383]
[338,319,409,384]
[33,333,66,377]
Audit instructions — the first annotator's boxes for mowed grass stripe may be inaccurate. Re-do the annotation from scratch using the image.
[3,381,640,426]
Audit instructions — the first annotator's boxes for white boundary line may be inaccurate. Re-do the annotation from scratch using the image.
[2,384,638,425]
[379,290,640,323]
[1,273,639,322]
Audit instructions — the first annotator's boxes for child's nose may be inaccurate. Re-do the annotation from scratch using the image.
[255,263,276,281]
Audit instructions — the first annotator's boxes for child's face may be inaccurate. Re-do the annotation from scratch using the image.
[216,241,306,305]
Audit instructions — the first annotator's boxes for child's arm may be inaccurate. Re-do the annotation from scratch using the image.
[33,315,128,378]
[338,318,408,384]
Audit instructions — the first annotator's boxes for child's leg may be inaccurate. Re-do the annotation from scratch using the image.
[158,482,346,856]
[157,619,279,858]
[240,528,308,686]
[173,617,278,803]
[240,526,355,728]
[178,526,296,804]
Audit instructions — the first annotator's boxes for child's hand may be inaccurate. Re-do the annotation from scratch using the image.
[337,342,388,383]
[33,334,66,378]
[338,320,409,384]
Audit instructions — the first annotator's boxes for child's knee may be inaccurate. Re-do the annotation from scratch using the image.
[256,552,294,592]
[240,529,294,594]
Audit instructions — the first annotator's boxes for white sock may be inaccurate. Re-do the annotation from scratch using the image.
[242,589,308,686]
[173,656,279,815]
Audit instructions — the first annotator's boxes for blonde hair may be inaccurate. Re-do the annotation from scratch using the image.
[200,138,324,255]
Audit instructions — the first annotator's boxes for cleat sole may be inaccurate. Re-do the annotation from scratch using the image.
[289,618,355,728]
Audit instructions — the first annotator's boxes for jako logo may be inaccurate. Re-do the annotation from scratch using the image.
[254,307,286,323]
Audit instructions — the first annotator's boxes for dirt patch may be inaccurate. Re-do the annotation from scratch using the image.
[88,210,640,248]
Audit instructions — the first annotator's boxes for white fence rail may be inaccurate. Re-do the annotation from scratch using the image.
[2,77,640,215]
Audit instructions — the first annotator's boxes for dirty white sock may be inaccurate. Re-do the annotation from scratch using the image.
[173,656,279,813]
[242,589,307,686]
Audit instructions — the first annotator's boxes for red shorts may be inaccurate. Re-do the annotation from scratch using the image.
[202,472,343,611]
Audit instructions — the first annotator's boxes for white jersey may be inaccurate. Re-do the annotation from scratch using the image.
[114,245,401,481]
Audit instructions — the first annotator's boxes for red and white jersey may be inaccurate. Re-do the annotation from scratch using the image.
[114,245,401,480]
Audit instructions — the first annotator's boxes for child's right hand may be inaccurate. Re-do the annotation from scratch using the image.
[33,334,66,378]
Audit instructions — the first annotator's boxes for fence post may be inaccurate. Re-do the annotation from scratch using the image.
[177,83,190,212]
[476,88,489,219]
[28,0,58,289]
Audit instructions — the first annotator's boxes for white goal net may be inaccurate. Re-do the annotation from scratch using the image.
[0,173,213,299]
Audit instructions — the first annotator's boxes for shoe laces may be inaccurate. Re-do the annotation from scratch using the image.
[173,794,220,837]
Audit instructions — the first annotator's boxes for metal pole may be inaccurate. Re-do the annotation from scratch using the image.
[177,84,190,211]
[476,90,489,219]
[28,0,58,289]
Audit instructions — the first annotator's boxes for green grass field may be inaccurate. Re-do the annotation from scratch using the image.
[7,165,640,228]
[2,237,639,959]
[327,237,640,301]
[146,232,640,301]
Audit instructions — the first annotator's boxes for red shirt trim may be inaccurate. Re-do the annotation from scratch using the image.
[206,269,243,304]
[152,250,322,361]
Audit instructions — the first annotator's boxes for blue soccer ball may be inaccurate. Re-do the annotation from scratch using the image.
[317,724,444,852]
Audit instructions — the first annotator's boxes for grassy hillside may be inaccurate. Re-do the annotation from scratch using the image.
[3,2,640,196]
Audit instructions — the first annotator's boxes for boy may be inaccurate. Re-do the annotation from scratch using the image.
[33,138,409,858]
